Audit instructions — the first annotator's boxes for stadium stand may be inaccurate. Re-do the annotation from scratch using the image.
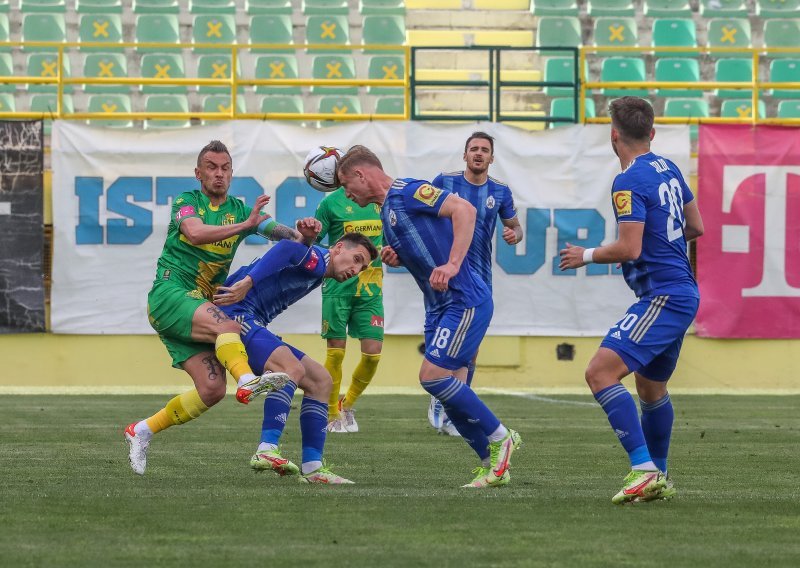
[78,13,123,52]
[699,0,748,17]
[143,93,190,129]
[0,92,14,112]
[249,15,294,51]
[359,0,406,16]
[600,57,648,97]
[254,54,302,94]
[530,0,580,17]
[135,14,180,52]
[706,18,752,56]
[715,58,753,99]
[192,15,237,53]
[133,0,180,14]
[260,94,304,113]
[190,0,237,14]
[86,93,132,127]
[0,52,12,91]
[720,99,766,119]
[22,12,66,51]
[311,54,358,94]
[76,0,124,13]
[587,0,635,17]
[140,53,185,94]
[246,0,294,14]
[197,54,237,94]
[593,17,638,48]
[769,60,800,99]
[83,53,128,93]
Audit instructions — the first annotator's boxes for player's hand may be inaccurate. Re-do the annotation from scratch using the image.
[559,242,587,270]
[246,194,272,229]
[381,245,401,267]
[430,262,459,292]
[296,217,322,241]
[213,276,254,306]
[502,226,519,245]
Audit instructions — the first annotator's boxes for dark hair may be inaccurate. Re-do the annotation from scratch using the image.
[465,131,494,154]
[336,145,383,177]
[336,232,379,261]
[197,140,232,167]
[608,97,654,142]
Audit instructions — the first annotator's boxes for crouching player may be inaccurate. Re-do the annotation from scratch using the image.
[215,220,378,484]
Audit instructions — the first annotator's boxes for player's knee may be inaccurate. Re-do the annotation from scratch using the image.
[286,360,306,384]
[219,319,241,335]
[197,383,226,407]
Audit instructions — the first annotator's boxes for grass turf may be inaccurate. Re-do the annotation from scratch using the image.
[0,394,798,567]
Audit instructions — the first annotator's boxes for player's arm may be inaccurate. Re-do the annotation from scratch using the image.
[256,218,319,246]
[682,196,704,242]
[501,216,523,245]
[180,194,270,245]
[430,193,477,291]
[559,222,643,270]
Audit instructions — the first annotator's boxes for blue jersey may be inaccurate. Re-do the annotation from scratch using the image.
[220,241,328,324]
[381,178,490,314]
[612,152,698,299]
[432,172,517,287]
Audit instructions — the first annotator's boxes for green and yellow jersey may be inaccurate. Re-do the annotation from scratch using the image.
[315,188,383,298]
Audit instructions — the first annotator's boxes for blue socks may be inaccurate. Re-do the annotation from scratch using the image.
[260,380,297,445]
[443,406,491,461]
[594,384,653,469]
[640,393,673,473]
[299,396,328,467]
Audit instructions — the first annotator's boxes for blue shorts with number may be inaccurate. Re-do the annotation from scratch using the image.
[600,294,699,382]
[423,298,493,371]
[234,314,306,374]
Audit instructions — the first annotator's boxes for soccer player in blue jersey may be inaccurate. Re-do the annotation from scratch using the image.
[559,97,704,504]
[336,145,521,488]
[214,221,378,484]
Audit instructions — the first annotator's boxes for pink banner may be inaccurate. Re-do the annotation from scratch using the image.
[696,125,800,338]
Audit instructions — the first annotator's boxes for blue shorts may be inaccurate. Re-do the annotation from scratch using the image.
[423,298,493,371]
[237,314,305,374]
[600,294,699,382]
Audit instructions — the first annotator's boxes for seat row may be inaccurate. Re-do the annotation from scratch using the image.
[534,0,798,18]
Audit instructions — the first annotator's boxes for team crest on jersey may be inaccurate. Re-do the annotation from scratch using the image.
[345,205,353,214]
[373,204,381,214]
[486,195,496,209]
[389,210,397,226]
[413,184,443,207]
[223,213,236,225]
[198,207,206,216]
[304,250,320,271]
[613,191,632,216]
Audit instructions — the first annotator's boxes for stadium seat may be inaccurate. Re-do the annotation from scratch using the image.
[254,54,301,94]
[536,17,581,49]
[0,0,8,10]
[707,18,751,57]
[715,58,752,99]
[593,17,638,48]
[587,0,635,17]
[655,58,702,97]
[0,15,9,52]
[202,93,245,114]
[302,0,350,15]
[530,0,580,17]
[362,15,406,51]
[193,15,237,53]
[367,54,404,94]
[652,19,697,58]
[197,54,238,94]
[79,14,123,52]
[663,98,707,141]
[144,94,190,129]
[133,0,180,13]
[83,53,129,93]
[359,0,406,16]
[543,57,582,97]
[769,60,800,99]
[306,16,350,51]
[22,13,67,52]
[77,0,124,13]
[0,93,14,112]
[246,0,293,14]
[20,0,66,12]
[374,95,404,114]
[190,0,237,13]
[135,14,180,52]
[140,53,186,94]
[27,53,72,93]
[699,0,748,17]
[777,100,800,118]
[0,53,13,92]
[643,0,692,17]
[319,95,362,115]
[757,0,800,18]
[311,54,357,94]
[260,94,304,114]
[248,15,293,52]
[720,99,766,119]
[87,93,132,127]
[30,93,73,135]
[600,57,647,97]
[763,20,800,56]
[549,97,595,128]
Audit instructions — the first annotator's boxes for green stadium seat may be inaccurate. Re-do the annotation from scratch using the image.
[248,15,293,52]
[375,95,404,114]
[254,54,301,94]
[197,54,239,94]
[757,0,800,18]
[27,53,72,93]
[655,58,702,97]
[362,15,406,50]
[600,57,647,97]
[135,14,180,52]
[260,95,304,114]
[0,93,14,112]
[0,15,9,52]
[77,0,124,13]
[319,95,362,115]
[140,53,186,94]
[21,0,66,12]
[79,14,123,52]
[763,20,800,57]
[133,0,179,13]
[720,99,766,119]
[303,0,350,15]
[699,0,748,17]
[0,0,7,10]
[311,54,357,94]
[30,93,73,135]
[543,57,581,97]
[190,0,237,13]
[707,18,751,57]
[359,0,406,16]
[202,94,245,115]
[587,0,635,16]
[0,53,14,92]
[367,55,404,94]
[715,58,752,99]
[769,59,800,99]
[246,0,293,14]
[87,93,132,127]
[536,17,581,49]
[22,13,67,52]
[144,94,190,129]
[663,98,708,140]
[306,16,350,52]
[593,17,638,48]
[549,97,595,128]
[652,19,697,57]
[83,53,129,93]
[193,15,236,53]
[530,0,580,17]
[777,100,800,118]
[643,0,692,17]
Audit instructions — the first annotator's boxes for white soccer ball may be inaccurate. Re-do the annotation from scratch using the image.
[303,146,343,192]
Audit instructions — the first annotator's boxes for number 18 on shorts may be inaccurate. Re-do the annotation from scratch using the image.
[423,299,493,371]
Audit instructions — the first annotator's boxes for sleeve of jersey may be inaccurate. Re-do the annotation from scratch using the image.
[247,241,307,285]
[172,192,201,227]
[431,174,444,188]
[404,182,451,217]
[314,199,330,242]
[611,175,646,223]
[499,187,517,220]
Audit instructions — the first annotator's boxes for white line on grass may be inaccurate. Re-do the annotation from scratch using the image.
[480,388,598,407]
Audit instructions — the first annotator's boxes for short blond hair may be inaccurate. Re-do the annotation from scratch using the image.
[336,145,384,177]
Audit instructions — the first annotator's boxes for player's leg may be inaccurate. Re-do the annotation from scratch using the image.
[439,350,479,437]
[322,296,349,430]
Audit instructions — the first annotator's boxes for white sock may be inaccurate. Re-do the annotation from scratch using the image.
[632,461,658,471]
[302,460,322,475]
[237,373,257,388]
[487,424,509,442]
[133,420,153,438]
[257,442,278,452]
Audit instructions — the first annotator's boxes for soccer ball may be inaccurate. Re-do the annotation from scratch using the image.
[303,146,343,192]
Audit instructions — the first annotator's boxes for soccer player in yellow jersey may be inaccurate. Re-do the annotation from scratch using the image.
[125,140,312,475]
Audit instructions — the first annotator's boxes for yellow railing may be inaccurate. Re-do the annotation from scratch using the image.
[0,41,411,121]
[579,46,800,125]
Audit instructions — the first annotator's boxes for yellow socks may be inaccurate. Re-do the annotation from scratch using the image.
[343,353,381,409]
[215,332,255,383]
[145,389,209,434]
[325,347,346,419]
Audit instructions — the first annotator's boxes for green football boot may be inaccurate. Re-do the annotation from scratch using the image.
[487,428,521,482]
[612,470,666,505]
[462,466,510,488]
[250,448,299,476]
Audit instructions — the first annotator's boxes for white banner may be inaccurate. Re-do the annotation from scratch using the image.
[51,121,689,335]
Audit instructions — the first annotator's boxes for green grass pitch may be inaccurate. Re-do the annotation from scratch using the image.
[1,394,798,567]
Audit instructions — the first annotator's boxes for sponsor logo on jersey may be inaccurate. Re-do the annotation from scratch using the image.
[389,210,397,226]
[613,190,632,216]
[611,330,621,339]
[429,348,440,358]
[371,315,384,328]
[344,220,382,237]
[486,195,496,209]
[175,205,196,221]
[413,183,443,207]
[304,249,320,271]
